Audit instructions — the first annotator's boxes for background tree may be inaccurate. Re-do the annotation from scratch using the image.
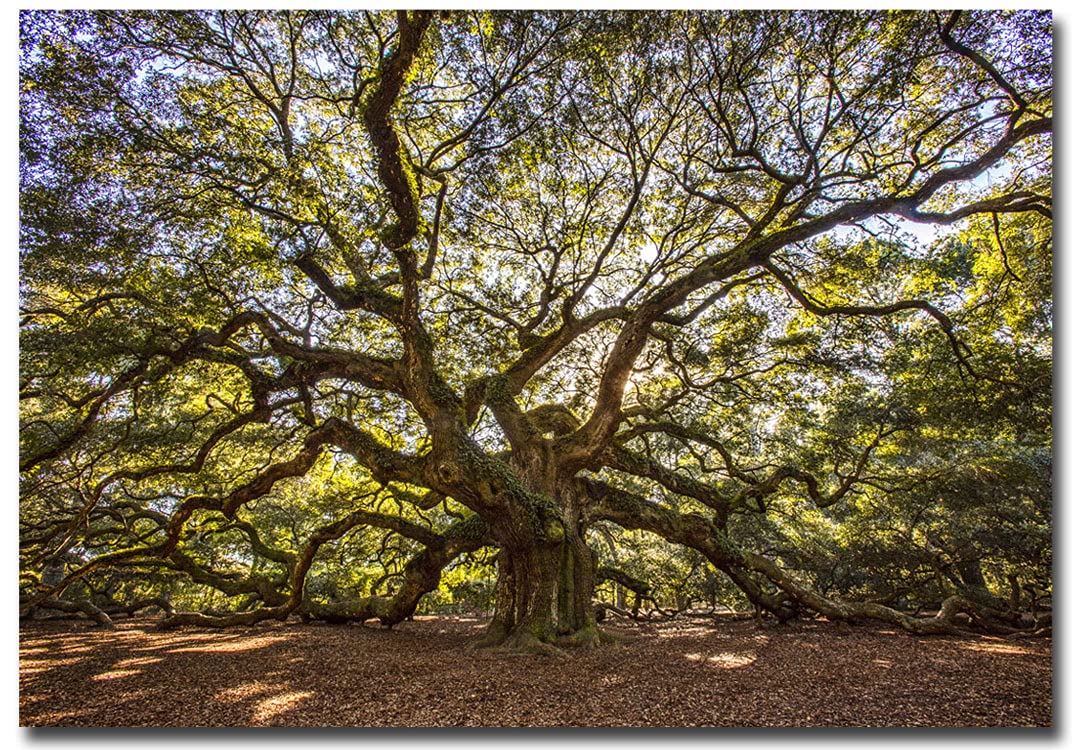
[20,9,1051,650]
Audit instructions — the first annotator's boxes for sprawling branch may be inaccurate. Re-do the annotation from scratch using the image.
[161,513,487,629]
[586,477,1031,635]
[761,259,985,380]
[364,10,433,252]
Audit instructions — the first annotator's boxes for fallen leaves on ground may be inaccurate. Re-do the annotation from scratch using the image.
[19,614,1051,727]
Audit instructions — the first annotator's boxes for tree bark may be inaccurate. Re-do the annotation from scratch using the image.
[477,453,599,651]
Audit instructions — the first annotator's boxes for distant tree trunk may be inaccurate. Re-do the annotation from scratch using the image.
[705,570,718,610]
[42,558,66,587]
[1009,574,1021,612]
[954,544,997,606]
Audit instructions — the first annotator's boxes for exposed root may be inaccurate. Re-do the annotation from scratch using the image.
[557,625,626,650]
[1008,626,1052,639]
[491,630,567,657]
[472,622,568,657]
[470,629,508,651]
[557,625,602,650]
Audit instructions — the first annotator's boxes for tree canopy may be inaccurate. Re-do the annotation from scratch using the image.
[20,10,1051,649]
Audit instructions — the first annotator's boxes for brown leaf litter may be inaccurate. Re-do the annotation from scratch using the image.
[20,614,1051,727]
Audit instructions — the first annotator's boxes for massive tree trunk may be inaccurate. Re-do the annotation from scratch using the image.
[477,450,599,651]
[484,524,598,651]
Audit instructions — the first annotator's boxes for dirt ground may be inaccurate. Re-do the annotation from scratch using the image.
[19,614,1052,727]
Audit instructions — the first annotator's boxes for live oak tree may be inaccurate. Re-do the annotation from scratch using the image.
[20,10,1051,650]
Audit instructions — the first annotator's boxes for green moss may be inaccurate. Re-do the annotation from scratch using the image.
[484,374,514,406]
[556,624,603,649]
[428,376,460,407]
[455,436,566,542]
[446,513,487,542]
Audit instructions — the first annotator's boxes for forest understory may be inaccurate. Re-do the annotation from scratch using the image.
[20,614,1051,727]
